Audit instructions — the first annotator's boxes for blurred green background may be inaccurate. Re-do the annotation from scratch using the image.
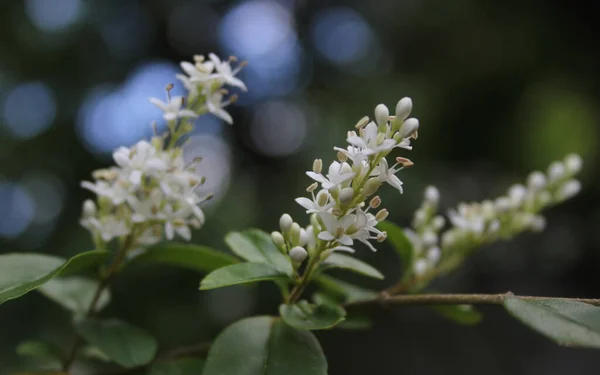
[1,0,599,373]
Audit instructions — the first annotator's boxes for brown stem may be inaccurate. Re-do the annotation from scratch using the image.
[62,235,135,371]
[344,292,600,308]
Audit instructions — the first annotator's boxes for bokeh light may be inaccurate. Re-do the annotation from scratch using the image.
[0,181,35,239]
[25,0,83,33]
[1,82,57,140]
[250,100,308,157]
[219,0,305,99]
[77,62,183,153]
[184,134,232,204]
[21,172,66,225]
[311,7,382,74]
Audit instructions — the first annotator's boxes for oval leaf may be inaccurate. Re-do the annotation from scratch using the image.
[280,300,346,330]
[200,263,289,290]
[38,277,110,315]
[320,253,383,279]
[504,297,600,348]
[225,230,293,276]
[315,275,378,304]
[17,340,64,367]
[0,250,109,305]
[148,358,205,375]
[431,304,483,326]
[202,316,327,375]
[377,221,413,270]
[134,243,238,272]
[75,319,158,367]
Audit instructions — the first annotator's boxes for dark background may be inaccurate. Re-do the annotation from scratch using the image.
[1,0,599,373]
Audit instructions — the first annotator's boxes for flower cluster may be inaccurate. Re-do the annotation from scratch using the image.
[404,154,583,282]
[271,99,420,265]
[80,54,246,249]
[404,186,445,276]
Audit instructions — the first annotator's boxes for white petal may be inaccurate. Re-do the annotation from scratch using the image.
[318,231,335,241]
[331,246,355,253]
[338,235,354,246]
[165,222,174,240]
[175,225,192,241]
[149,98,168,111]
[295,197,315,211]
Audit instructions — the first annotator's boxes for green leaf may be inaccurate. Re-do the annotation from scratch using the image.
[315,275,378,304]
[336,314,372,330]
[16,340,63,367]
[75,319,158,367]
[78,346,111,362]
[431,304,483,325]
[225,229,293,275]
[134,243,238,273]
[0,250,109,305]
[377,221,413,270]
[504,297,600,348]
[320,253,384,279]
[280,300,346,330]
[202,316,327,375]
[148,358,205,375]
[38,277,110,315]
[200,262,290,290]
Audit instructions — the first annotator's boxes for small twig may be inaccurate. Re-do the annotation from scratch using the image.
[344,292,600,308]
[63,235,134,371]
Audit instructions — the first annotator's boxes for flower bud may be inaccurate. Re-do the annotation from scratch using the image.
[290,222,301,245]
[339,187,354,205]
[310,214,321,231]
[375,208,389,222]
[508,184,527,205]
[424,186,440,204]
[494,197,512,212]
[548,162,565,182]
[83,199,96,217]
[413,259,428,276]
[530,216,546,232]
[557,179,581,200]
[426,246,441,263]
[395,97,413,121]
[299,228,309,246]
[271,231,286,249]
[337,151,348,162]
[422,231,438,247]
[565,154,582,174]
[398,118,419,139]
[527,171,547,190]
[362,178,382,196]
[279,214,293,233]
[312,159,323,174]
[432,215,445,230]
[374,104,389,127]
[289,246,308,262]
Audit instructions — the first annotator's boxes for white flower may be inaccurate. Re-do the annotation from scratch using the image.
[306,161,355,190]
[80,215,131,242]
[81,179,132,205]
[333,145,367,166]
[374,158,403,193]
[447,205,485,235]
[557,179,581,200]
[176,74,199,100]
[424,186,440,204]
[347,208,382,251]
[206,53,247,91]
[149,96,198,121]
[295,189,334,214]
[317,212,354,246]
[180,58,215,81]
[565,154,582,174]
[113,141,168,184]
[206,90,233,124]
[347,122,397,156]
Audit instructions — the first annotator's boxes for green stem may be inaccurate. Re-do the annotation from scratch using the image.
[62,234,136,371]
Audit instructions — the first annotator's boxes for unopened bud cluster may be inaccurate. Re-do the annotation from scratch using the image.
[80,54,246,249]
[404,186,445,276]
[271,98,420,268]
[404,154,583,282]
